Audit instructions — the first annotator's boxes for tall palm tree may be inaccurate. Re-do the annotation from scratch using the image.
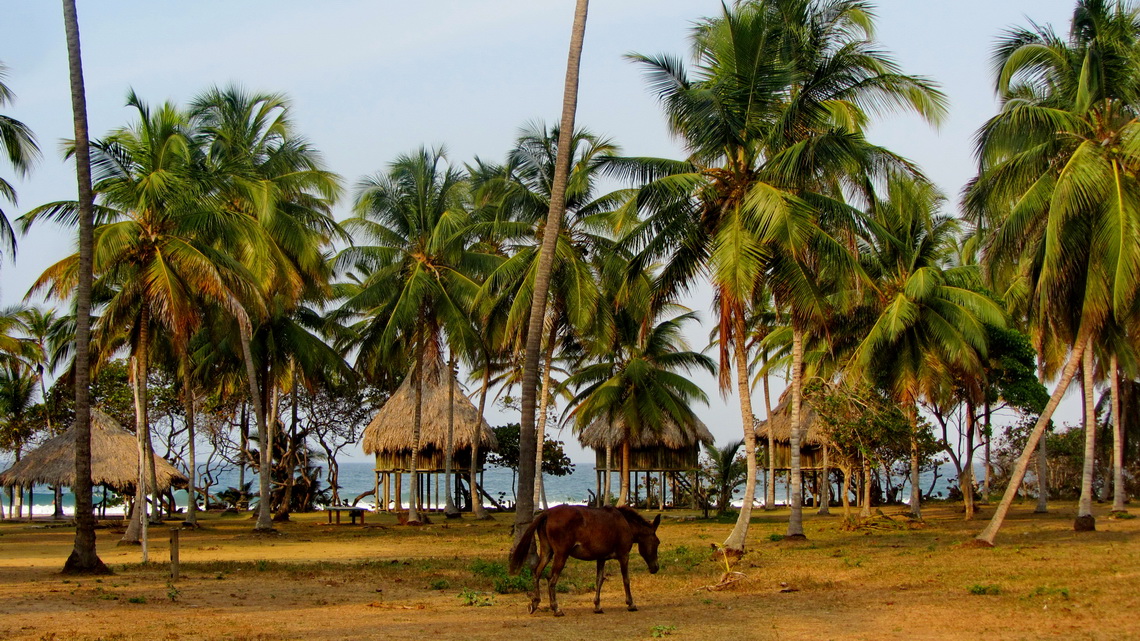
[565,309,715,504]
[192,85,343,531]
[59,0,107,575]
[25,95,255,544]
[850,176,1005,519]
[0,61,39,265]
[515,0,591,541]
[338,147,482,524]
[626,0,945,552]
[969,0,1140,543]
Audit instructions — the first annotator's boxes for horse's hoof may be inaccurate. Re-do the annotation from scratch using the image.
[553,609,565,617]
[627,606,638,612]
[528,603,539,614]
[594,608,605,614]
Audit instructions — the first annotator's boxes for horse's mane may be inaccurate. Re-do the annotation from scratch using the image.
[615,506,653,528]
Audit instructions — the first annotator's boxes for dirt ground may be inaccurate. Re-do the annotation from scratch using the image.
[0,501,1137,641]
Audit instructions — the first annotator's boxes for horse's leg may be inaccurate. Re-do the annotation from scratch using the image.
[530,539,552,614]
[619,553,636,611]
[593,559,606,614]
[548,551,568,617]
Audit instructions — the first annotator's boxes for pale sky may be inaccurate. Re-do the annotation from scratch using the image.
[2,1,1085,463]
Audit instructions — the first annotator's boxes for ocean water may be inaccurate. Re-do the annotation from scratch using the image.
[0,460,966,517]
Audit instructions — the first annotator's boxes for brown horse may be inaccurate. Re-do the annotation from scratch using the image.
[509,505,660,616]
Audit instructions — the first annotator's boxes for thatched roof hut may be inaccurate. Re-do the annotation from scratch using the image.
[362,359,497,471]
[753,395,826,470]
[578,415,715,472]
[0,409,187,491]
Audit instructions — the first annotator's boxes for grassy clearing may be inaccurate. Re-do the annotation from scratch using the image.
[0,501,1136,640]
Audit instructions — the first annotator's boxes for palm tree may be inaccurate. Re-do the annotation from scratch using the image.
[338,147,481,524]
[969,0,1140,543]
[850,176,1005,519]
[0,61,39,265]
[703,439,746,516]
[515,0,591,541]
[192,85,343,531]
[565,309,716,504]
[626,0,945,552]
[59,0,108,575]
[25,95,255,544]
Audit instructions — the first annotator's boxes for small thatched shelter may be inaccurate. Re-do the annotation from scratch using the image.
[0,409,187,497]
[361,360,497,512]
[578,415,714,509]
[753,396,827,471]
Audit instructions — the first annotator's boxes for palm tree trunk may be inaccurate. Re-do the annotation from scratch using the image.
[471,366,492,520]
[786,326,806,538]
[817,445,830,515]
[408,326,424,524]
[122,309,150,554]
[963,400,975,520]
[182,351,198,526]
[724,316,759,553]
[514,0,589,545]
[840,466,851,516]
[617,440,631,506]
[1034,354,1050,513]
[604,444,613,506]
[444,353,459,517]
[60,0,108,575]
[976,335,1090,545]
[860,454,872,518]
[532,325,557,510]
[983,400,992,502]
[275,362,298,521]
[906,402,921,519]
[1076,344,1097,530]
[764,372,775,510]
[237,322,272,532]
[1111,353,1127,513]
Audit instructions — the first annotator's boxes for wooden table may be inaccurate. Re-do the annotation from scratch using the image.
[326,505,369,525]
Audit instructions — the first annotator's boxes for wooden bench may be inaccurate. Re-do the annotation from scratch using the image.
[325,505,369,525]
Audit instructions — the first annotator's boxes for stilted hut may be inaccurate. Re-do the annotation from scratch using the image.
[361,360,497,512]
[578,416,714,509]
[753,396,829,506]
[0,409,187,519]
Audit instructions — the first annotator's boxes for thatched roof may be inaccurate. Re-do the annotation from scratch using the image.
[578,414,715,450]
[0,409,188,491]
[753,394,826,447]
[361,359,497,455]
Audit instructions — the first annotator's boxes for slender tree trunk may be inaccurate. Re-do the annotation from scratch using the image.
[963,401,975,520]
[238,402,248,508]
[121,310,151,550]
[907,402,921,519]
[237,323,272,532]
[817,446,830,515]
[604,444,613,506]
[1034,354,1050,513]
[976,335,1089,545]
[724,317,759,553]
[764,372,775,510]
[60,0,108,575]
[444,353,459,517]
[514,0,589,545]
[408,327,424,524]
[533,325,557,511]
[182,351,198,526]
[1076,345,1097,530]
[1111,353,1127,513]
[275,362,298,520]
[470,366,492,520]
[860,454,872,518]
[617,440,631,506]
[840,466,851,516]
[786,327,806,538]
[983,401,992,501]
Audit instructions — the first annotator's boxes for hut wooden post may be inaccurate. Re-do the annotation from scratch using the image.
[394,473,402,512]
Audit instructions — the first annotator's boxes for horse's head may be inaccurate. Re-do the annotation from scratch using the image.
[637,514,662,574]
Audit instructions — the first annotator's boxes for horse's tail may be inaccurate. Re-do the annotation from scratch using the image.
[508,511,547,575]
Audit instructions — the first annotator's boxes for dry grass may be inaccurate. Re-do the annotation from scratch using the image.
[0,501,1137,640]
